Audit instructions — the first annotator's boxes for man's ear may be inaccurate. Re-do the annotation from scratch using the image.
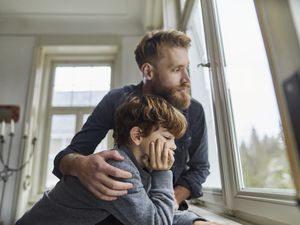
[141,63,154,81]
[129,126,143,145]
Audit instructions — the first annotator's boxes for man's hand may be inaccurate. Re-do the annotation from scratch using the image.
[194,221,229,225]
[142,138,175,171]
[174,185,191,209]
[60,150,133,201]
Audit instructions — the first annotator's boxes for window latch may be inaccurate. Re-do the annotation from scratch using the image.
[197,62,211,68]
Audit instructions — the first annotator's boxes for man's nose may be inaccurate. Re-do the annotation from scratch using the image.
[182,68,190,83]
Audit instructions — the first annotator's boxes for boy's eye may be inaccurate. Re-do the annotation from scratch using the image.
[164,136,172,140]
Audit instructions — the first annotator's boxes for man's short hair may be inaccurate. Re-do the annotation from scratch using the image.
[113,95,187,145]
[134,30,191,69]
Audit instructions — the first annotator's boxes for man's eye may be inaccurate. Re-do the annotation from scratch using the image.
[173,67,180,72]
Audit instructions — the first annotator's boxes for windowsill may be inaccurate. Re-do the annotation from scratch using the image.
[188,204,253,225]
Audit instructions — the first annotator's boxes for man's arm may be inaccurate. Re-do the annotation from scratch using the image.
[53,92,115,178]
[59,151,133,201]
[174,185,191,209]
[52,91,133,200]
[175,102,210,200]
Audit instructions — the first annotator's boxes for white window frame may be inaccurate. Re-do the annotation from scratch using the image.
[177,0,300,224]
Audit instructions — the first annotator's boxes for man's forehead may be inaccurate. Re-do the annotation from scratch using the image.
[157,45,189,65]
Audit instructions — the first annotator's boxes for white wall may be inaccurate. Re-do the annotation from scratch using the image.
[0,36,35,225]
[120,36,143,86]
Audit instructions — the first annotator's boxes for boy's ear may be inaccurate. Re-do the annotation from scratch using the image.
[141,63,154,81]
[130,126,143,145]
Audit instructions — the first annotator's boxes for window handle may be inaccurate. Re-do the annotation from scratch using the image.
[197,62,211,68]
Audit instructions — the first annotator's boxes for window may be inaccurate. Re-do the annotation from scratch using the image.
[52,66,111,107]
[179,0,300,224]
[215,0,294,192]
[179,0,187,12]
[46,114,76,188]
[289,0,300,45]
[45,64,111,188]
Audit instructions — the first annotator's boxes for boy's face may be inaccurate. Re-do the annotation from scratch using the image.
[139,127,176,158]
[151,46,191,109]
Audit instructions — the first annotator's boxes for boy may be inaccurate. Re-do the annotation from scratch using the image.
[16,95,206,225]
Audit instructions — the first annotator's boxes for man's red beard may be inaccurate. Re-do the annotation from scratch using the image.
[152,81,191,110]
[167,83,191,109]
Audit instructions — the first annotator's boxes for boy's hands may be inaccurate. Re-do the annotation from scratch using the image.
[142,138,175,171]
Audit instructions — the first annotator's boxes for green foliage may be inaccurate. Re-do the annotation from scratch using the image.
[239,127,294,189]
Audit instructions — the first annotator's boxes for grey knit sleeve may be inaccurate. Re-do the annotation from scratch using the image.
[103,170,174,225]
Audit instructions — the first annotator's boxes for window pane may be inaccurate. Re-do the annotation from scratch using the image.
[187,0,221,188]
[216,0,294,190]
[179,0,187,12]
[289,0,300,45]
[52,66,111,107]
[46,115,76,188]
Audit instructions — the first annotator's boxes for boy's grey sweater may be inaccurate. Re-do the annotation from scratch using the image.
[16,146,202,225]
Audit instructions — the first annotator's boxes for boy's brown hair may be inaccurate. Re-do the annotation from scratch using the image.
[134,30,191,69]
[114,95,187,145]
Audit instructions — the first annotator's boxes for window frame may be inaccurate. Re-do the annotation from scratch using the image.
[25,49,116,204]
[41,61,113,191]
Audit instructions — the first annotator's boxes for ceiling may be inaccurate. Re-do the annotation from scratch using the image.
[0,0,163,35]
[0,0,131,16]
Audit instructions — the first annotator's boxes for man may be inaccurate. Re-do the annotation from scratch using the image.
[53,30,211,221]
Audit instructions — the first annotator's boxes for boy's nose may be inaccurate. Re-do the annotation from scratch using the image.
[170,140,177,151]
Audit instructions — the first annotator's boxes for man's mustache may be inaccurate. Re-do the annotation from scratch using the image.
[178,83,190,90]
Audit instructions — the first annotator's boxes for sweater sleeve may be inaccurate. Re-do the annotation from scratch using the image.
[173,210,206,225]
[104,170,174,225]
[175,101,210,198]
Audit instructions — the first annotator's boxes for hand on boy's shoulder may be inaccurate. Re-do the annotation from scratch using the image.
[107,150,140,179]
[74,149,133,201]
